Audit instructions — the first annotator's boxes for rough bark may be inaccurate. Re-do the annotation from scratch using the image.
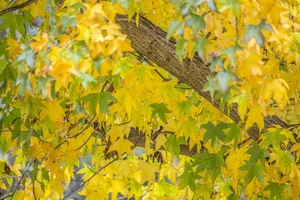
[114,14,295,155]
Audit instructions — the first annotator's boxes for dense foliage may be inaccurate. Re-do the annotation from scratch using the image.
[1,0,300,199]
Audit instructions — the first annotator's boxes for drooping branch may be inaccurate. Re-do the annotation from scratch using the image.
[0,0,38,16]
[115,14,293,143]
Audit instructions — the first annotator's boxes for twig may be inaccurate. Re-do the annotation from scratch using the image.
[71,114,96,138]
[154,69,170,81]
[0,161,34,200]
[75,131,95,151]
[55,114,96,149]
[62,158,118,199]
[101,81,109,92]
[0,175,20,180]
[0,0,38,16]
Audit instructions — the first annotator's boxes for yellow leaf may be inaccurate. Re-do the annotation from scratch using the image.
[239,54,264,82]
[34,185,44,199]
[116,39,134,52]
[76,23,90,44]
[290,165,300,197]
[79,58,92,73]
[29,0,46,18]
[276,151,294,174]
[291,143,300,162]
[107,178,127,199]
[229,91,248,122]
[49,178,64,197]
[108,139,133,156]
[245,178,255,197]
[262,78,289,110]
[117,160,131,178]
[7,39,22,58]
[100,60,113,76]
[155,134,167,150]
[30,137,43,161]
[40,100,65,123]
[265,57,279,78]
[245,105,265,131]
[108,125,130,143]
[138,160,159,186]
[113,89,138,118]
[30,33,48,52]
[58,34,71,47]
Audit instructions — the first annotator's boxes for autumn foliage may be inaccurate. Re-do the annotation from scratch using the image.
[1,0,300,199]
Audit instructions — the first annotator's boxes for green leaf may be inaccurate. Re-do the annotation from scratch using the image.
[17,46,35,70]
[113,0,130,10]
[82,92,114,114]
[79,72,96,89]
[36,76,55,96]
[261,130,286,151]
[244,19,273,47]
[175,100,190,116]
[225,123,240,148]
[176,38,187,62]
[216,70,237,93]
[264,182,291,200]
[165,135,187,156]
[149,103,171,123]
[203,75,219,98]
[244,25,264,46]
[207,0,217,11]
[166,20,183,41]
[0,10,33,37]
[93,57,103,71]
[155,180,174,196]
[179,164,200,192]
[99,92,115,114]
[12,117,21,140]
[193,151,224,180]
[16,73,32,98]
[81,93,99,114]
[218,0,240,17]
[220,44,243,66]
[112,58,131,77]
[277,150,295,174]
[59,16,77,31]
[203,122,228,145]
[186,13,206,36]
[193,36,210,59]
[242,162,266,184]
[245,142,266,163]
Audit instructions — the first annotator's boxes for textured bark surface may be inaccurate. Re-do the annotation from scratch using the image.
[113,14,296,156]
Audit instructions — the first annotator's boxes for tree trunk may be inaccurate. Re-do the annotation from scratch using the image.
[114,14,295,155]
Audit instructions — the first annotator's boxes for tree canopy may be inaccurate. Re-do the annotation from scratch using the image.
[1,0,300,199]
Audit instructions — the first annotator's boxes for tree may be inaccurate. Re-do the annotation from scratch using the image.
[0,0,300,199]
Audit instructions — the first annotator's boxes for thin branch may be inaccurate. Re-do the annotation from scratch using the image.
[55,114,96,149]
[0,0,38,16]
[154,69,170,81]
[75,131,95,151]
[0,161,34,200]
[62,158,118,199]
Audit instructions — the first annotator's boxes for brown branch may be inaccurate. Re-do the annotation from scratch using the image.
[115,14,294,143]
[0,0,38,16]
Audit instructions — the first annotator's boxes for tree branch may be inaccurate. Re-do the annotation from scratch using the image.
[62,158,118,200]
[0,0,38,16]
[115,14,293,142]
